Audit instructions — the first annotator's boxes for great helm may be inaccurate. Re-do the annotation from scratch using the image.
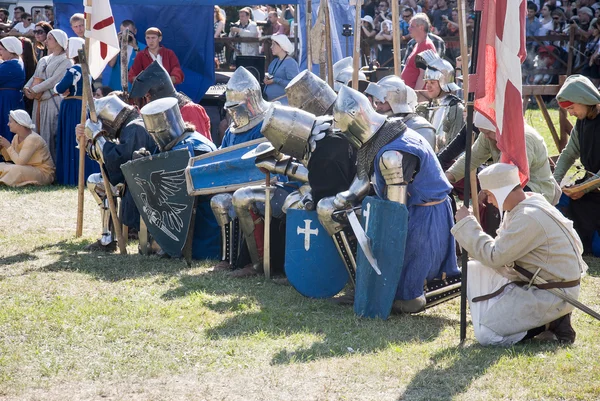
[334,67,367,93]
[260,103,315,161]
[364,75,418,114]
[285,70,337,116]
[225,66,270,133]
[94,94,136,138]
[415,50,460,93]
[333,85,387,149]
[130,60,177,101]
[140,97,187,151]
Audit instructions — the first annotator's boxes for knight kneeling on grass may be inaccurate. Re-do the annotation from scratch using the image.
[452,163,586,346]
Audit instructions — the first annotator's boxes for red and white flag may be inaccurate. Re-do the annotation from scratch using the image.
[84,0,119,79]
[470,0,529,185]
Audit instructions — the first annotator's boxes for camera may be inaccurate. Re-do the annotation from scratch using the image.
[265,73,273,80]
[342,24,353,37]
[230,23,239,29]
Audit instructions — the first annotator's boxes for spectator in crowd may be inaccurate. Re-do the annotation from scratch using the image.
[526,2,542,38]
[33,21,52,60]
[431,0,453,34]
[229,7,260,60]
[400,7,413,42]
[402,0,422,14]
[0,110,55,187]
[363,0,378,18]
[268,11,286,35]
[375,19,393,67]
[360,15,377,65]
[20,38,38,116]
[0,37,25,144]
[263,34,299,104]
[582,19,600,86]
[439,8,460,65]
[402,13,441,89]
[94,86,113,99]
[23,29,72,163]
[106,20,145,91]
[128,27,184,85]
[214,6,226,68]
[44,6,54,27]
[575,6,594,39]
[54,37,99,185]
[373,0,392,31]
[70,13,85,38]
[554,74,600,254]
[9,12,35,35]
[551,8,568,36]
[9,6,24,30]
[251,5,267,22]
[0,8,11,32]
[537,3,556,36]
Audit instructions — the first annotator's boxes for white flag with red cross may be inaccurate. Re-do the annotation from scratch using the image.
[470,0,530,185]
[84,0,119,79]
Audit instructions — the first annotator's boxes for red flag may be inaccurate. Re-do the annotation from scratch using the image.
[470,0,529,185]
[85,0,119,79]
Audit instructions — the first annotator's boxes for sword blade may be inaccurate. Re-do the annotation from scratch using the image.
[346,209,381,275]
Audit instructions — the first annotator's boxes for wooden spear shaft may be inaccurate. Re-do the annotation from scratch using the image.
[306,0,312,68]
[75,2,93,237]
[351,0,363,90]
[391,0,402,75]
[323,0,334,88]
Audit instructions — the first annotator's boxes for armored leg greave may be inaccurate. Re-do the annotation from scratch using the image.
[210,193,239,267]
[87,173,117,246]
[232,186,272,267]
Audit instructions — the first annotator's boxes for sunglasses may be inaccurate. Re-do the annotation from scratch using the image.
[33,30,45,34]
[26,18,32,21]
[553,16,560,20]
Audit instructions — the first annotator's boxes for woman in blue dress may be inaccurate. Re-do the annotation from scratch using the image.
[0,37,26,144]
[54,37,99,185]
[262,34,299,105]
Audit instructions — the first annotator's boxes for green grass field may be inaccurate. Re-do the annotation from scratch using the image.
[1,109,599,400]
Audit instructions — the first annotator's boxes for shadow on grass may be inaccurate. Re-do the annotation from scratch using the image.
[583,255,600,277]
[7,239,199,282]
[163,272,454,364]
[398,341,563,401]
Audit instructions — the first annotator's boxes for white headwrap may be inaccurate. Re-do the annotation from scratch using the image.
[48,29,68,50]
[9,110,36,130]
[67,37,85,59]
[478,163,521,219]
[271,33,294,56]
[0,37,23,56]
[473,111,496,132]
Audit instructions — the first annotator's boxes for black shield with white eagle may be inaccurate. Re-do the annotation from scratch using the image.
[121,148,195,258]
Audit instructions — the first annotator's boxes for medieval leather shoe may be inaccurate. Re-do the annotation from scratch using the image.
[548,313,576,344]
[212,261,232,272]
[84,240,117,252]
[392,295,426,314]
[229,264,259,278]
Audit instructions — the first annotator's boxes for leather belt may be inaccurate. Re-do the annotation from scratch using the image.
[416,199,445,207]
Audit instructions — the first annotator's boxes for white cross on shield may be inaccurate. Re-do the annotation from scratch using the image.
[297,219,319,251]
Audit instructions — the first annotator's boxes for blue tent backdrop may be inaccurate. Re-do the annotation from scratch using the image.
[53,0,355,102]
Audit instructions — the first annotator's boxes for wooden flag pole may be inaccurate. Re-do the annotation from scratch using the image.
[323,0,334,88]
[120,27,129,96]
[391,0,402,75]
[79,48,128,255]
[351,0,362,90]
[75,1,93,237]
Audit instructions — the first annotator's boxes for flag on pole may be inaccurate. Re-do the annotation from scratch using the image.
[85,0,119,79]
[470,0,529,185]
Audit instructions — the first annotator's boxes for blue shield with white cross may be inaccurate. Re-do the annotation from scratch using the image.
[285,209,349,298]
[354,196,409,319]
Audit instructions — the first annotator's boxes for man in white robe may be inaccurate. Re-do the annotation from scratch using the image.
[452,163,586,346]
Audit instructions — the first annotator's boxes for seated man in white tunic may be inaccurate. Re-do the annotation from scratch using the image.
[452,163,586,346]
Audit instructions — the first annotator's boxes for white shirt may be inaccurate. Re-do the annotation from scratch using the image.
[149,51,163,66]
[12,22,34,34]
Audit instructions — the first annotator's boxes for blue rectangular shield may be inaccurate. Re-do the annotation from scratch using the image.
[285,209,349,298]
[354,196,409,319]
[185,138,275,195]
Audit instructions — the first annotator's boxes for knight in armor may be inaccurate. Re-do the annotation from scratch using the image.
[328,86,460,313]
[210,66,269,271]
[364,75,436,149]
[415,50,463,151]
[76,93,158,251]
[332,57,367,93]
[130,60,213,141]
[138,97,221,260]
